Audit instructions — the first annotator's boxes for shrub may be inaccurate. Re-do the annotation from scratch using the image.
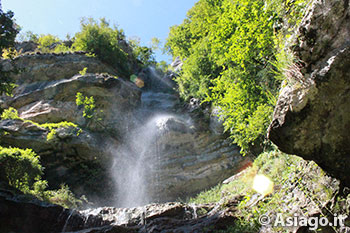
[1,107,20,120]
[76,92,95,119]
[129,37,156,66]
[2,47,19,59]
[53,43,72,53]
[1,107,78,141]
[0,146,83,208]
[0,146,43,191]
[0,9,19,96]
[46,184,83,209]
[79,67,88,76]
[72,18,131,77]
[17,30,39,43]
[37,34,60,52]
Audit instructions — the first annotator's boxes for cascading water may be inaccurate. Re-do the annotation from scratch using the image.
[111,67,186,207]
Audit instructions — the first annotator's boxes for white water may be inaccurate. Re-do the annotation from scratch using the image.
[111,113,174,207]
[111,67,187,208]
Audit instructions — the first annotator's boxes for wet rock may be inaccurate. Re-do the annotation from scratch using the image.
[268,0,350,186]
[137,66,175,93]
[0,186,239,233]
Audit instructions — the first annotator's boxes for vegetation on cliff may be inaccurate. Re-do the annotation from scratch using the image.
[166,0,310,155]
[14,18,160,78]
[0,146,83,208]
[0,8,19,95]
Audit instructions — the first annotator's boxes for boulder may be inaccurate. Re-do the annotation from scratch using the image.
[268,0,350,186]
[0,186,239,233]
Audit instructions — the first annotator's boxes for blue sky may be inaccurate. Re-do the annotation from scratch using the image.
[2,0,198,62]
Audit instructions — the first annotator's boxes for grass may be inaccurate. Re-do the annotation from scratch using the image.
[188,149,343,232]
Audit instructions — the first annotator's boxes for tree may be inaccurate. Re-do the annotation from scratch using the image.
[166,0,309,155]
[0,9,18,54]
[0,8,19,96]
[73,18,131,77]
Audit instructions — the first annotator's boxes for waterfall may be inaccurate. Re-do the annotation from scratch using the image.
[111,113,174,207]
[111,66,182,208]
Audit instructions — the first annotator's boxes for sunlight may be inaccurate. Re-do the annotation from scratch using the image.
[252,174,274,196]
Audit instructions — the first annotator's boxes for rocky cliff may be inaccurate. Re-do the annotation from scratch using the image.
[0,52,249,205]
[268,0,350,186]
[0,52,141,203]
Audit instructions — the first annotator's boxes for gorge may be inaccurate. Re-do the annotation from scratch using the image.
[1,0,350,232]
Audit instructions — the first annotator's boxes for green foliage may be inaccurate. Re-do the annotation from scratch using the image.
[156,60,169,73]
[17,30,39,43]
[189,149,344,232]
[72,18,131,77]
[0,9,19,96]
[53,43,72,53]
[46,129,57,141]
[37,34,60,52]
[40,121,78,130]
[0,10,19,53]
[0,146,82,208]
[0,107,82,208]
[2,47,20,59]
[1,107,20,120]
[1,107,78,141]
[76,92,95,119]
[129,37,156,66]
[79,67,88,76]
[45,184,83,209]
[166,0,309,155]
[40,121,78,141]
[0,146,43,191]
[150,37,161,51]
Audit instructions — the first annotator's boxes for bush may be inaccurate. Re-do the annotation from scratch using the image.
[76,92,95,119]
[1,107,20,120]
[0,9,19,96]
[72,18,131,77]
[128,37,156,66]
[0,146,83,208]
[0,146,43,191]
[37,34,60,52]
[46,184,83,209]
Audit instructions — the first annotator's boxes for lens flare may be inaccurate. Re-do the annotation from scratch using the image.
[252,174,274,196]
[130,74,145,88]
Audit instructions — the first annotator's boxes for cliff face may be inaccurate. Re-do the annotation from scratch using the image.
[0,52,249,205]
[0,52,142,203]
[268,0,350,186]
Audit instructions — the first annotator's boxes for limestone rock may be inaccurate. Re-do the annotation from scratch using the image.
[0,119,116,201]
[0,52,248,206]
[268,0,350,186]
[0,53,142,202]
[0,187,238,233]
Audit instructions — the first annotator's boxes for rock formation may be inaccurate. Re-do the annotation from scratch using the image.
[0,186,239,233]
[268,0,350,186]
[0,52,141,203]
[0,52,249,205]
